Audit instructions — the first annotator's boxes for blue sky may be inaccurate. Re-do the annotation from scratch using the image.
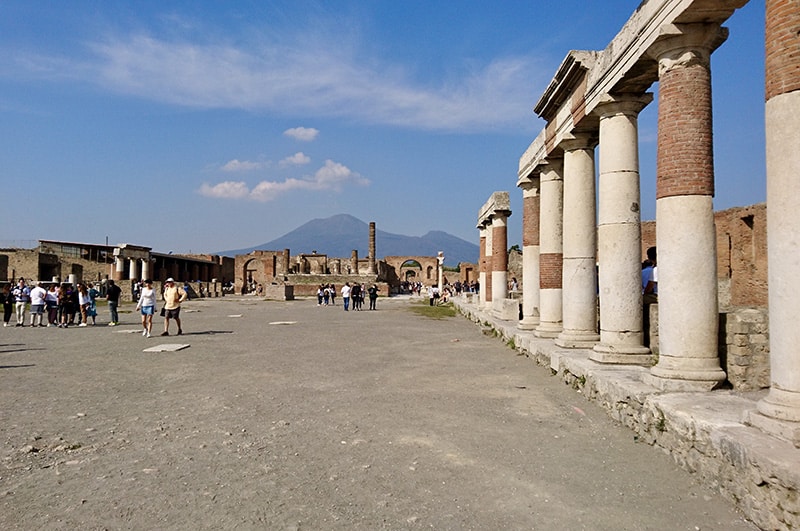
[0,1,765,256]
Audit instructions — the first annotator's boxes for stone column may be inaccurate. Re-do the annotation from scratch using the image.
[141,259,151,282]
[484,219,493,307]
[749,1,800,445]
[518,177,541,329]
[113,256,125,281]
[644,25,727,391]
[283,249,291,275]
[491,212,509,313]
[478,226,487,307]
[128,258,138,281]
[556,135,600,348]
[591,94,654,364]
[535,159,564,338]
[367,222,377,275]
[350,250,359,275]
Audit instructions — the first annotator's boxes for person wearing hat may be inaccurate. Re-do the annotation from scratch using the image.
[161,278,187,336]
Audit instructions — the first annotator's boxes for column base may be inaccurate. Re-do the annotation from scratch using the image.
[518,316,540,330]
[534,322,562,339]
[555,330,599,349]
[590,343,654,365]
[745,410,800,448]
[642,369,725,392]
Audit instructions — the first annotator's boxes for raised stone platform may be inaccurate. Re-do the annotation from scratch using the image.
[454,296,800,531]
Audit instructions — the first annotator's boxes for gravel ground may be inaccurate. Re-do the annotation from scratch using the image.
[0,295,756,530]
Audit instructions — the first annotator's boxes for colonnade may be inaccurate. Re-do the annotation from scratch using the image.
[486,0,800,445]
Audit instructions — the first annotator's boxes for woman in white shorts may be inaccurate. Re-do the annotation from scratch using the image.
[136,279,158,338]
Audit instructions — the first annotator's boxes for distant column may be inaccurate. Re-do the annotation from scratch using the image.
[350,250,359,275]
[367,222,377,275]
[141,259,151,282]
[128,258,138,281]
[283,249,291,275]
[644,25,726,391]
[749,0,800,444]
[556,133,600,348]
[114,256,125,281]
[484,219,493,307]
[518,177,540,329]
[491,212,509,313]
[478,225,487,307]
[535,158,564,338]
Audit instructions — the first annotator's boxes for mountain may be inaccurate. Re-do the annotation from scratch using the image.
[217,214,478,266]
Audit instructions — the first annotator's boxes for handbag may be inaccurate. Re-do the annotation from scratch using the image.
[160,307,166,317]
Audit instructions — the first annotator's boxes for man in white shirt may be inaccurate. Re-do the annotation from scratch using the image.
[341,282,351,311]
[29,281,48,327]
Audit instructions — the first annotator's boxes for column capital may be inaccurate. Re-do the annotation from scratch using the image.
[648,23,728,76]
[559,131,598,152]
[593,93,654,118]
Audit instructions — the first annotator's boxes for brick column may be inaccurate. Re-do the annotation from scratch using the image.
[591,94,653,364]
[518,177,541,330]
[350,250,359,275]
[367,222,377,275]
[644,25,727,391]
[535,159,564,339]
[556,134,600,348]
[749,1,800,445]
[491,212,509,312]
[478,226,487,306]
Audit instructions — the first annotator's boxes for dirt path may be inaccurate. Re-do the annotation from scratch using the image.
[1,296,755,529]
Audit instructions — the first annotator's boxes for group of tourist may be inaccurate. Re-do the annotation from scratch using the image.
[1,277,188,338]
[339,282,379,311]
[1,278,102,328]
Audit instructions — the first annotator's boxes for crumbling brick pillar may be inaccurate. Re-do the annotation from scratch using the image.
[518,177,540,330]
[591,94,653,364]
[556,134,600,348]
[478,226,487,306]
[491,210,509,311]
[644,25,727,391]
[367,221,377,275]
[350,250,359,275]
[535,158,564,339]
[750,0,800,445]
[283,249,290,275]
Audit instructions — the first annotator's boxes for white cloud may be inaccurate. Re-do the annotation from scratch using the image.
[198,181,249,199]
[283,127,319,141]
[221,159,267,172]
[198,159,369,202]
[7,32,545,132]
[279,152,311,167]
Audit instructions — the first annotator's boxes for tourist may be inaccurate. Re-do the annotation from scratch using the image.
[329,284,336,306]
[368,284,378,310]
[28,281,48,327]
[351,283,361,311]
[642,246,658,348]
[58,284,72,328]
[161,278,187,336]
[106,279,122,326]
[323,285,330,306]
[77,283,91,326]
[1,284,12,327]
[87,282,99,325]
[12,278,30,327]
[136,279,157,338]
[317,285,324,306]
[45,283,59,326]
[341,282,351,311]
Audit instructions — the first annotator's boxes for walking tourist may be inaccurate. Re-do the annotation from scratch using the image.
[161,278,187,336]
[136,279,157,338]
[368,284,378,310]
[45,283,58,326]
[106,279,122,326]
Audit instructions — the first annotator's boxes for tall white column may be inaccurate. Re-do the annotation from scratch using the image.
[556,135,600,348]
[478,226,488,308]
[535,159,564,338]
[591,95,654,364]
[518,178,541,329]
[141,259,151,282]
[748,0,800,445]
[128,258,138,281]
[483,220,493,309]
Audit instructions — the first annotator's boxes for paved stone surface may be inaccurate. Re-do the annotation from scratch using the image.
[0,296,756,529]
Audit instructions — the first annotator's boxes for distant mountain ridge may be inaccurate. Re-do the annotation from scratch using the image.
[217,214,478,266]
